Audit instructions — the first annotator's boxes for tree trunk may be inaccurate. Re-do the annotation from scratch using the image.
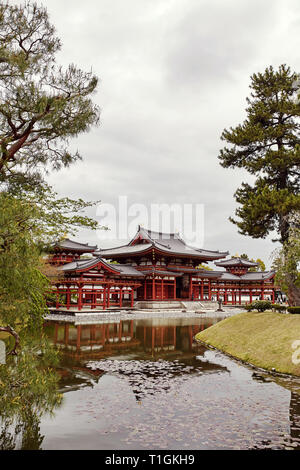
[287,278,300,306]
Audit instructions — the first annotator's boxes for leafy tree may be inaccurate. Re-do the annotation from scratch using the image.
[0,331,62,450]
[0,1,99,190]
[197,263,213,271]
[219,64,300,244]
[0,2,104,328]
[272,212,300,305]
[219,65,300,303]
[0,191,102,328]
[253,258,266,272]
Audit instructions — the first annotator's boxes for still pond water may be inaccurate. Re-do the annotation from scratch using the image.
[38,315,300,450]
[3,315,300,450]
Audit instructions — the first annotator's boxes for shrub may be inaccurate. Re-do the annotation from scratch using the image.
[271,304,286,313]
[287,307,300,314]
[251,300,273,312]
[244,304,254,311]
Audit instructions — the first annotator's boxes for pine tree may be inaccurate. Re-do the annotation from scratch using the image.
[219,65,300,304]
[0,2,99,189]
[219,65,300,244]
[0,2,102,329]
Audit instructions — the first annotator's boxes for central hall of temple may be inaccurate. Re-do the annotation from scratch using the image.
[47,226,277,312]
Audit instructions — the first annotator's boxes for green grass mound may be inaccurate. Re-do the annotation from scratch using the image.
[196,311,300,377]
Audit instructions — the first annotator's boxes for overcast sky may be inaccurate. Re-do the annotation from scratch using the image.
[13,0,300,267]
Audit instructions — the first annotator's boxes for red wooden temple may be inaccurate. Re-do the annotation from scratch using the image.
[48,226,277,310]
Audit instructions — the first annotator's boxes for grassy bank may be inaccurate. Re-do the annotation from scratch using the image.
[0,332,9,340]
[196,311,300,377]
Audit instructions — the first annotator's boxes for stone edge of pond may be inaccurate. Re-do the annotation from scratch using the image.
[195,336,300,380]
[43,309,237,323]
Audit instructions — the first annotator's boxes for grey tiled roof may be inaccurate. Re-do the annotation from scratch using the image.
[60,257,119,273]
[53,238,98,252]
[197,270,276,281]
[139,268,183,277]
[193,270,223,279]
[240,271,275,281]
[60,257,144,277]
[219,272,241,281]
[215,257,258,268]
[96,226,228,260]
[109,264,145,277]
[95,243,153,256]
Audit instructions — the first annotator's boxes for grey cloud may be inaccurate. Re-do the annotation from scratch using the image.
[10,0,300,267]
[165,0,282,87]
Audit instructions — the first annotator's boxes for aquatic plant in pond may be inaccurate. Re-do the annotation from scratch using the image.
[0,331,62,450]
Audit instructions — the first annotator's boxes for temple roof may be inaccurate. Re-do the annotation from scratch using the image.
[60,257,118,273]
[215,257,258,268]
[96,243,153,256]
[139,268,183,277]
[200,270,276,281]
[194,270,225,279]
[111,264,145,277]
[240,271,275,281]
[60,257,144,277]
[53,238,98,253]
[96,226,228,261]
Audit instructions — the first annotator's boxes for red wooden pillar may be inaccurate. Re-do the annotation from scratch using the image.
[272,290,275,303]
[261,288,265,300]
[173,279,176,299]
[91,285,95,309]
[152,277,155,300]
[56,290,59,309]
[161,278,164,300]
[232,290,235,305]
[201,281,204,301]
[239,290,242,305]
[189,276,193,300]
[224,290,227,305]
[103,287,106,310]
[78,285,83,311]
[119,289,123,308]
[250,290,253,303]
[66,287,71,310]
[216,289,219,301]
[208,280,212,300]
[131,289,134,307]
[107,287,110,308]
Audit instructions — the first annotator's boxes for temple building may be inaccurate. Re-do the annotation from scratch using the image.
[47,226,277,311]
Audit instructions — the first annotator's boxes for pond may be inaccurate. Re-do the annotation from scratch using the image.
[2,315,300,450]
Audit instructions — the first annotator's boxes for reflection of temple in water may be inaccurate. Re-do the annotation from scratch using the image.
[45,319,227,399]
[46,319,217,359]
